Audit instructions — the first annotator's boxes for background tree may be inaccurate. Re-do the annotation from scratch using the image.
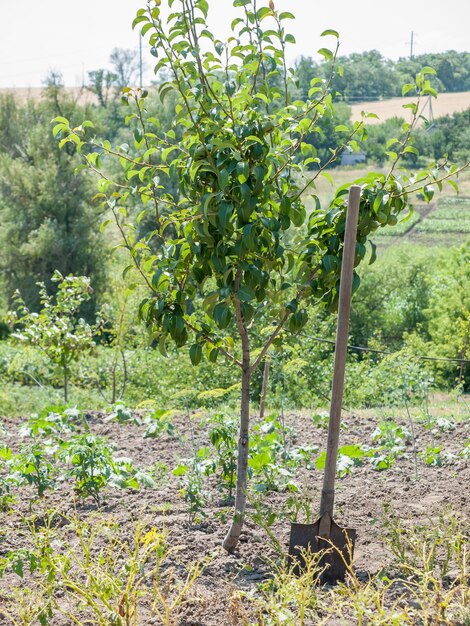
[0,79,107,316]
[109,48,140,90]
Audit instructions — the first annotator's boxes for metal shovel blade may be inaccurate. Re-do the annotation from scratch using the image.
[288,512,356,583]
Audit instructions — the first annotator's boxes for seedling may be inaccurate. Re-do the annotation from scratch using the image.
[173,448,211,526]
[55,0,465,551]
[371,419,411,451]
[59,434,146,505]
[207,413,237,499]
[11,444,56,498]
[18,406,83,438]
[420,445,454,467]
[143,408,175,438]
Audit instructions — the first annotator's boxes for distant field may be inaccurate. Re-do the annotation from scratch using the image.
[351,91,470,125]
[0,86,99,105]
[303,167,470,248]
[3,87,469,126]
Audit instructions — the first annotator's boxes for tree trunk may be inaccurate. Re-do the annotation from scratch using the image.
[223,362,251,551]
[223,273,251,552]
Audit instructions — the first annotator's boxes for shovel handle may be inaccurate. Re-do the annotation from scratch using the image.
[320,185,361,518]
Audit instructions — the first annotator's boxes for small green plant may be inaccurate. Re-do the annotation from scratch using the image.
[59,434,148,505]
[311,411,330,430]
[18,406,84,438]
[108,403,136,424]
[315,444,365,478]
[11,443,56,498]
[143,408,175,438]
[9,271,102,402]
[0,444,16,510]
[460,439,470,459]
[206,413,238,499]
[367,450,396,471]
[173,449,210,526]
[247,414,318,492]
[364,419,412,472]
[371,420,411,450]
[433,416,456,434]
[420,445,453,467]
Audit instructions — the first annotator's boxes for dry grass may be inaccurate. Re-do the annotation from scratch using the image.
[351,91,470,125]
[0,86,99,106]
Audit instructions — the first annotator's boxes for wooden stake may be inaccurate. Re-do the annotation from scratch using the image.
[259,355,271,421]
[320,185,361,519]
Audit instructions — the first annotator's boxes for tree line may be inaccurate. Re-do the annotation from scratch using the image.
[295,50,470,102]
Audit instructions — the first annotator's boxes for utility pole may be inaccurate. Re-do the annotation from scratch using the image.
[139,33,143,89]
[409,31,414,60]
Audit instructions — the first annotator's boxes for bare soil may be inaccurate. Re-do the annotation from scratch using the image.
[0,407,468,624]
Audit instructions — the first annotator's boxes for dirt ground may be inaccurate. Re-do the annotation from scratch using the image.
[0,406,468,625]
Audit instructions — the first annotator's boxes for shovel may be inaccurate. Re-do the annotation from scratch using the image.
[289,185,361,583]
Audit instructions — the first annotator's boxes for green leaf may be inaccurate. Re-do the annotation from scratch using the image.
[368,240,377,266]
[318,48,333,61]
[172,464,188,476]
[320,29,339,38]
[315,452,326,470]
[420,66,437,75]
[189,343,203,366]
[402,83,415,96]
[213,303,232,329]
[237,285,255,302]
[339,444,364,459]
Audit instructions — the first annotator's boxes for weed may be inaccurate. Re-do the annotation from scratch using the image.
[244,551,323,626]
[10,443,56,498]
[371,420,411,450]
[18,406,84,438]
[143,408,175,438]
[207,413,238,499]
[19,514,207,626]
[173,449,210,526]
[420,445,454,467]
[58,434,149,505]
[282,489,316,524]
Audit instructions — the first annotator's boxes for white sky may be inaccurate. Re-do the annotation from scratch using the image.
[1,0,469,88]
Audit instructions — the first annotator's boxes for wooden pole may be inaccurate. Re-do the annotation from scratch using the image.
[319,185,361,519]
[259,355,271,421]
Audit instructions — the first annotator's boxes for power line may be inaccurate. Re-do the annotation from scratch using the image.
[299,333,470,365]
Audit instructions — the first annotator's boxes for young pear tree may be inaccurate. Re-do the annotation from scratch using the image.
[9,272,101,403]
[54,0,464,551]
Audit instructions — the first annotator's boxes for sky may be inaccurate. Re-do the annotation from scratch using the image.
[1,0,469,88]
